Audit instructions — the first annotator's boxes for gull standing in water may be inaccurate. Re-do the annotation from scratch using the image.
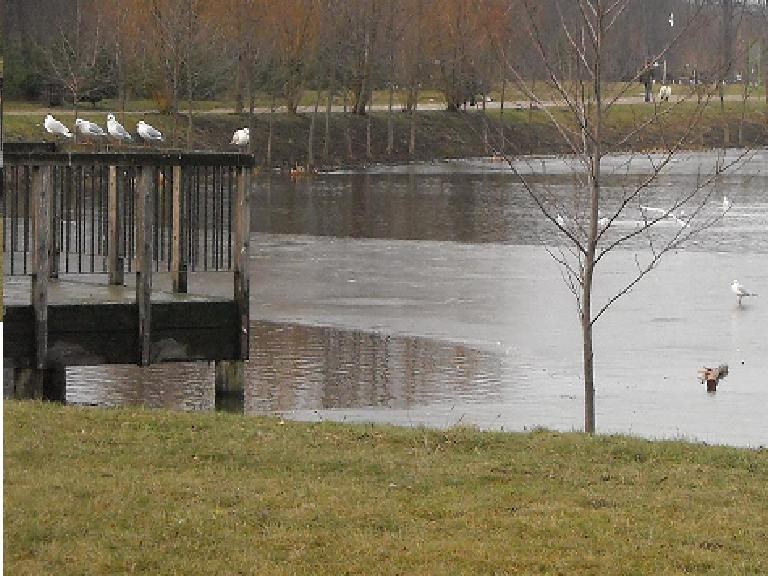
[731,280,758,306]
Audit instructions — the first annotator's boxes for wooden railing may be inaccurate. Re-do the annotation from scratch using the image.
[2,151,254,367]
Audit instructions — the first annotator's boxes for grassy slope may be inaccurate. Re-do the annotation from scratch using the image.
[4,401,768,575]
[5,99,766,168]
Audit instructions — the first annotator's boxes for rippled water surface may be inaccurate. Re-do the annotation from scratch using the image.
[66,151,768,447]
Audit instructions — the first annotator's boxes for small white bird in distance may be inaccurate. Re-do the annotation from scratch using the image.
[107,113,132,142]
[44,114,73,138]
[731,280,758,306]
[231,127,249,147]
[555,214,565,227]
[75,118,107,138]
[639,205,688,227]
[137,120,164,143]
[722,196,732,212]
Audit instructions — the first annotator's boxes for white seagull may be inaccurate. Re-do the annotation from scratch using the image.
[106,113,132,142]
[75,118,107,138]
[731,280,758,306]
[639,205,689,227]
[44,114,73,138]
[137,120,164,143]
[231,127,249,147]
[722,196,732,212]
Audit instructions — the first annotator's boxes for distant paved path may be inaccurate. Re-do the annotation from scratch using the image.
[4,93,757,116]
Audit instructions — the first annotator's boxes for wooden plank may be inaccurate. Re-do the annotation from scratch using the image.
[135,165,154,366]
[31,165,51,369]
[233,166,250,359]
[5,151,256,168]
[48,167,60,278]
[107,165,124,285]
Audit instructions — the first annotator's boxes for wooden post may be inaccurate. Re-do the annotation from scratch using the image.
[135,165,154,366]
[108,165,124,285]
[31,165,51,370]
[11,364,66,402]
[12,367,44,399]
[233,165,250,360]
[48,167,60,278]
[214,360,245,412]
[171,164,187,293]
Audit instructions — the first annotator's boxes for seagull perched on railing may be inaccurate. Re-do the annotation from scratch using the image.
[231,127,249,147]
[44,114,73,138]
[137,120,164,144]
[731,280,757,306]
[75,118,107,138]
[107,113,132,142]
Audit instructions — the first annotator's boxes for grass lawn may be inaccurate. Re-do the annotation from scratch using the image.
[4,401,768,575]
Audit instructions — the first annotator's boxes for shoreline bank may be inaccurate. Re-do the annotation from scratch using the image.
[6,108,767,169]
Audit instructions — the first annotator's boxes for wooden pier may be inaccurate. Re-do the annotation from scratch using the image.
[3,149,254,409]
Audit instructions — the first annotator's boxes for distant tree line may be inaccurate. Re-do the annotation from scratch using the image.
[2,0,766,110]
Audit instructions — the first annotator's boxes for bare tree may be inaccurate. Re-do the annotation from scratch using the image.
[43,0,105,128]
[492,0,754,433]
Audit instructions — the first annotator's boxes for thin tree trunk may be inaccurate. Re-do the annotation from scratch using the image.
[499,66,505,155]
[267,94,274,167]
[366,91,372,160]
[582,4,605,436]
[324,59,336,163]
[309,89,320,169]
[386,0,395,156]
[247,55,255,157]
[387,81,394,156]
[346,115,353,160]
[482,90,488,155]
[409,98,417,158]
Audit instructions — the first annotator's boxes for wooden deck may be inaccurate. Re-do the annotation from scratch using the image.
[3,150,252,405]
[4,276,241,367]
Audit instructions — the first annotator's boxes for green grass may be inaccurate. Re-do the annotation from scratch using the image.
[4,401,768,575]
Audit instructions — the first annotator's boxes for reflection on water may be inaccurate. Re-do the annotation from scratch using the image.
[253,152,768,253]
[68,322,506,413]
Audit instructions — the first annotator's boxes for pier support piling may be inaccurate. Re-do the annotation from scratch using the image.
[108,165,125,285]
[215,360,245,413]
[135,166,154,366]
[11,363,67,402]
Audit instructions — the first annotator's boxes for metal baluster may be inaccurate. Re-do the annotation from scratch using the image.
[21,166,29,274]
[90,165,95,273]
[10,166,18,274]
[64,167,71,273]
[203,166,209,271]
[195,165,200,271]
[227,166,233,270]
[211,166,219,270]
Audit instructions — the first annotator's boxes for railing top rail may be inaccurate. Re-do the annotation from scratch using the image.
[4,150,256,167]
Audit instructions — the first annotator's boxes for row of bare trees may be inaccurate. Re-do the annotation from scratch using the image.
[3,0,767,114]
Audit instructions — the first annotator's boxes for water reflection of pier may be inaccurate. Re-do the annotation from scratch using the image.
[3,150,253,408]
[63,322,505,415]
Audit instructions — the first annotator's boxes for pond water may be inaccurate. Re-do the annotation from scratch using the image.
[67,150,768,447]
